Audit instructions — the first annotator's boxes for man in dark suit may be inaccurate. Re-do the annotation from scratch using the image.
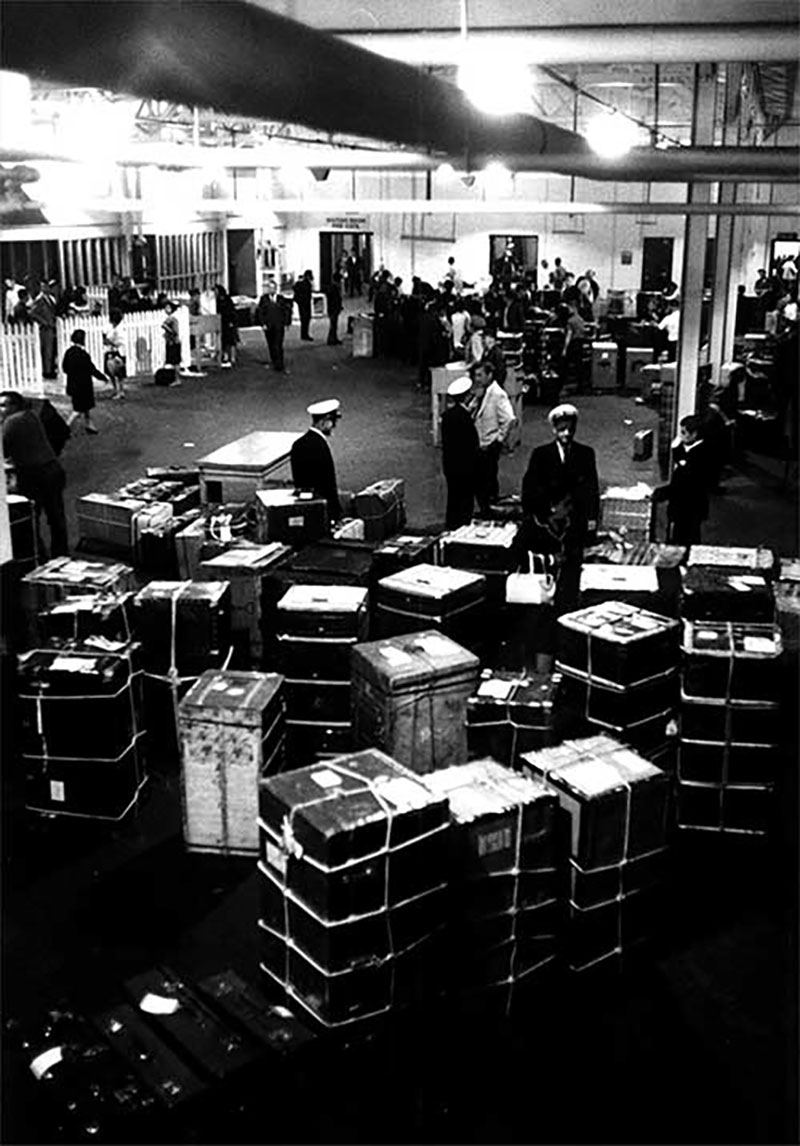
[441,375,479,528]
[518,403,599,613]
[293,270,314,341]
[653,414,710,545]
[290,398,342,523]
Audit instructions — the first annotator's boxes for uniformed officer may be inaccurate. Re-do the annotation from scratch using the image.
[290,398,342,522]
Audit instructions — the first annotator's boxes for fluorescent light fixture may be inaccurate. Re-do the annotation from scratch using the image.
[479,161,513,195]
[585,111,640,159]
[436,162,456,179]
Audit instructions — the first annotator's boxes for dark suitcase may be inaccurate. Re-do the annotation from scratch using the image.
[370,532,440,584]
[374,563,486,645]
[352,478,406,542]
[680,620,782,705]
[196,969,316,1062]
[276,584,369,640]
[276,539,377,586]
[146,465,201,485]
[255,488,330,546]
[285,719,354,767]
[466,669,563,764]
[676,779,773,836]
[680,566,775,623]
[632,429,653,460]
[154,366,176,386]
[277,634,357,681]
[198,541,292,667]
[132,580,232,678]
[557,600,680,688]
[677,736,780,787]
[578,563,680,618]
[438,521,520,574]
[138,508,203,580]
[38,590,136,645]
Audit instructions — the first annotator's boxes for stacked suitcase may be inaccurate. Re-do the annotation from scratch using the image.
[373,563,487,652]
[178,670,286,855]
[275,584,369,767]
[38,591,135,645]
[254,489,330,546]
[257,749,450,1028]
[579,563,680,618]
[175,504,263,581]
[681,545,776,624]
[17,639,147,820]
[522,735,671,973]
[198,541,291,668]
[676,621,783,836]
[556,600,681,757]
[599,484,653,543]
[76,478,201,562]
[352,478,405,542]
[351,630,480,775]
[775,557,800,655]
[138,509,204,580]
[437,521,519,604]
[370,532,439,584]
[425,759,561,1010]
[466,668,563,766]
[21,557,136,646]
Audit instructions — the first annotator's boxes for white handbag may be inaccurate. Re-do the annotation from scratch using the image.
[505,552,557,606]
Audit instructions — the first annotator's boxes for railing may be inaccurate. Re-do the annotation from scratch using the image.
[0,327,43,395]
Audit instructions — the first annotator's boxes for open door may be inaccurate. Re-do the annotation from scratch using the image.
[641,237,674,292]
[227,229,257,296]
[319,232,372,294]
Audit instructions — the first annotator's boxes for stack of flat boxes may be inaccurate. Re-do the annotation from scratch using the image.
[275,585,369,767]
[425,759,561,1011]
[373,563,487,654]
[178,670,286,856]
[257,749,450,1029]
[17,639,147,820]
[556,600,681,758]
[466,669,563,767]
[352,478,405,542]
[198,541,292,668]
[522,735,671,973]
[677,621,783,836]
[21,557,136,647]
[352,630,481,775]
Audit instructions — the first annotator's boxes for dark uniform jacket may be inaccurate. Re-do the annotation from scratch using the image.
[441,404,480,483]
[290,429,341,521]
[293,277,312,314]
[521,439,599,553]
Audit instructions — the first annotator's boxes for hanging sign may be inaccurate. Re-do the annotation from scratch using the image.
[325,216,369,230]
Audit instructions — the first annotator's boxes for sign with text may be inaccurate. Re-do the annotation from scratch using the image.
[325,216,369,230]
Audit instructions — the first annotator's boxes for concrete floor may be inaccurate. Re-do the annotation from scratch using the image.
[3,307,798,1144]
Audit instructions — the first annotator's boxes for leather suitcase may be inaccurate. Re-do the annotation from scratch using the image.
[21,557,136,645]
[374,563,486,645]
[255,488,330,546]
[198,542,292,667]
[138,509,203,580]
[579,563,679,618]
[352,478,406,542]
[276,584,369,640]
[132,581,232,678]
[557,600,680,687]
[680,566,775,623]
[370,532,439,584]
[284,678,351,724]
[285,719,354,768]
[437,521,519,573]
[681,620,782,702]
[38,591,135,645]
[466,669,563,764]
[675,778,773,836]
[196,969,316,1062]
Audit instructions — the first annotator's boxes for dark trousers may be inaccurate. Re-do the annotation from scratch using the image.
[298,306,312,340]
[475,442,502,515]
[445,480,474,529]
[327,314,341,345]
[39,326,57,378]
[17,460,68,558]
[264,325,285,371]
[667,513,703,546]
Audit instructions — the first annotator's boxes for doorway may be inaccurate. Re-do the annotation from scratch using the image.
[319,232,373,296]
[227,229,257,296]
[641,237,675,292]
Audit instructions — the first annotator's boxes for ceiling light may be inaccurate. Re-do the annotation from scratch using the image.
[456,46,531,117]
[480,161,513,195]
[585,111,641,159]
[436,162,456,179]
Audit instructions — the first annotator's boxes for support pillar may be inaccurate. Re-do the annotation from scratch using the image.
[709,64,743,386]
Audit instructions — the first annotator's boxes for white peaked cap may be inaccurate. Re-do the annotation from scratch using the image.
[447,377,472,397]
[548,403,579,424]
[307,398,341,417]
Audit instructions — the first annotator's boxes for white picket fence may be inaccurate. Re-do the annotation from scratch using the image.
[1,305,196,390]
[0,327,43,395]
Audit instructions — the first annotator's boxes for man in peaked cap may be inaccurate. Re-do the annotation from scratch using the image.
[290,398,342,523]
[441,375,479,528]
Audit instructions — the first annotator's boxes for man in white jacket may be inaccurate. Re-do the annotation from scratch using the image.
[469,360,516,515]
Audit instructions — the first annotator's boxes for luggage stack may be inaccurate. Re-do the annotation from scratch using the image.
[197,541,292,667]
[556,600,681,758]
[76,476,201,562]
[21,557,136,647]
[373,563,487,652]
[370,531,440,584]
[275,584,369,767]
[676,620,784,836]
[131,581,233,765]
[254,488,330,546]
[178,670,285,855]
[352,630,480,774]
[579,562,680,618]
[466,668,563,766]
[425,759,561,1011]
[599,483,654,543]
[176,502,263,580]
[257,749,450,1028]
[437,520,519,604]
[522,735,671,973]
[681,545,776,624]
[38,591,135,645]
[352,478,406,542]
[16,638,147,820]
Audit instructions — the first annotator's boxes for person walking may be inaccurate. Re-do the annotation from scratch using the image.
[470,360,516,516]
[62,329,107,434]
[256,279,289,373]
[293,270,314,341]
[441,376,479,528]
[103,309,127,399]
[1,390,69,557]
[290,398,343,524]
[324,272,344,345]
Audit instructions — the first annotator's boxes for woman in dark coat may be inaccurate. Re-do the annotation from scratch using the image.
[214,284,240,367]
[62,328,107,434]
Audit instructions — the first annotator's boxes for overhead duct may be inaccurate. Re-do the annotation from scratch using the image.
[0,0,590,170]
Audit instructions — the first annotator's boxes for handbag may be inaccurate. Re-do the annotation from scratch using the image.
[505,552,557,606]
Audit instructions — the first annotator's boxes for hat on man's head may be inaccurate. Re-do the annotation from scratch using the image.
[548,402,579,425]
[307,398,341,418]
[447,377,472,398]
